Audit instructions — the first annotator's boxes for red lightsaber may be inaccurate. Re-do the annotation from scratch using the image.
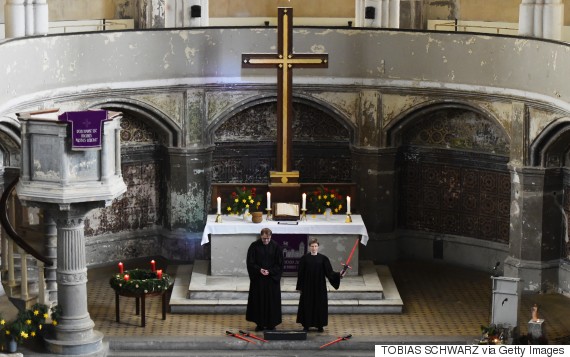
[340,238,360,276]
[239,330,268,342]
[226,330,257,344]
[319,334,352,349]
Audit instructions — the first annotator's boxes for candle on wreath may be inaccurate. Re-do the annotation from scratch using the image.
[150,260,156,272]
[118,262,124,274]
[124,274,130,282]
[157,269,163,279]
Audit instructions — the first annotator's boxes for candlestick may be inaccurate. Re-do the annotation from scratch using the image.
[347,196,351,214]
[266,192,271,210]
[215,213,223,223]
[156,269,163,279]
[266,207,272,221]
[151,260,156,272]
[124,274,130,282]
[118,262,124,274]
[217,196,221,215]
[300,208,307,221]
[302,193,306,210]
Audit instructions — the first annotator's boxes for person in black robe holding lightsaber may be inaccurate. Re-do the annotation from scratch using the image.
[296,238,345,332]
[246,227,283,331]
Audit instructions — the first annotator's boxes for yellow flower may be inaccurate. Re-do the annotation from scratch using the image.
[323,195,328,199]
[331,194,335,198]
[245,204,250,208]
[242,199,246,203]
[318,195,322,200]
[249,199,254,204]
[234,198,238,203]
[6,330,10,335]
[43,313,49,319]
[39,324,43,330]
[338,204,343,209]
[248,196,252,200]
[52,320,58,326]
[26,319,32,325]
[326,201,331,206]
[226,206,232,212]
[34,310,39,316]
[0,319,5,325]
[31,331,36,337]
[334,208,339,213]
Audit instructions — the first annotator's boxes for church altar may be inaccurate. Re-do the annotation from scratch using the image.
[202,214,369,276]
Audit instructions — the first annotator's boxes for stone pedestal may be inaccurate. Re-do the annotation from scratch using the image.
[528,319,545,340]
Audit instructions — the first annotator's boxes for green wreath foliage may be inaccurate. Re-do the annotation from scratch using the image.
[109,269,173,295]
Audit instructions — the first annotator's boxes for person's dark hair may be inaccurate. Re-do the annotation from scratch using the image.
[260,228,272,237]
[309,238,319,246]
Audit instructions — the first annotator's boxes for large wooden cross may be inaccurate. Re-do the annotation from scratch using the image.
[242,7,328,185]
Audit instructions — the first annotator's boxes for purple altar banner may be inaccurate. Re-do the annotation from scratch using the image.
[58,110,108,150]
[273,234,308,276]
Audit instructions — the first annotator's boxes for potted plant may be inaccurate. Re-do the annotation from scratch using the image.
[308,185,343,215]
[0,303,49,352]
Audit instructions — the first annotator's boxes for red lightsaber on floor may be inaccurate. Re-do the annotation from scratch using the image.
[319,334,352,349]
[340,238,360,276]
[226,330,257,344]
[239,330,268,342]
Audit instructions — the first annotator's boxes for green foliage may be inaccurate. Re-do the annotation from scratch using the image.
[308,185,344,214]
[109,269,173,295]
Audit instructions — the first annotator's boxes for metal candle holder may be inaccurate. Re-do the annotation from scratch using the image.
[345,212,352,223]
[215,214,223,223]
[266,208,272,221]
[300,209,307,221]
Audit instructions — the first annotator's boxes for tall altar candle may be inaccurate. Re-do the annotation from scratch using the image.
[217,196,221,214]
[118,262,124,274]
[302,193,306,210]
[267,192,271,210]
[347,196,351,213]
[150,259,156,272]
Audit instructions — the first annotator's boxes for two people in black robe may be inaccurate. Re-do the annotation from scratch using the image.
[296,238,345,332]
[246,227,283,331]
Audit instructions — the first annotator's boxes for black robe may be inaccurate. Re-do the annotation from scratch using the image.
[246,239,283,328]
[296,253,341,328]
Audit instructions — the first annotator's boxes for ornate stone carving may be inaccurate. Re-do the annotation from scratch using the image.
[57,271,88,285]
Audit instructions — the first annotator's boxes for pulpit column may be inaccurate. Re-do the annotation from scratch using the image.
[4,0,26,38]
[43,207,104,355]
[44,213,58,303]
[533,0,544,37]
[389,0,400,28]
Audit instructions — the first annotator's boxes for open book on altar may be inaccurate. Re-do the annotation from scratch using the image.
[273,202,300,221]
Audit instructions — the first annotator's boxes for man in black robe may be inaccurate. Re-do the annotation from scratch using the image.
[296,238,344,332]
[246,227,283,331]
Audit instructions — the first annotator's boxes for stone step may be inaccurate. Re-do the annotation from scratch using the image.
[169,262,403,314]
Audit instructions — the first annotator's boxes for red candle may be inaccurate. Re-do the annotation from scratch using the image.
[118,262,124,274]
[150,260,156,272]
[157,269,163,279]
[124,274,130,282]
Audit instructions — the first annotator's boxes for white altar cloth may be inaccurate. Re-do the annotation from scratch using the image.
[201,214,369,246]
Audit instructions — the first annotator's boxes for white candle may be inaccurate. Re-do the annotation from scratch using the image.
[267,192,271,210]
[347,196,351,213]
[302,193,306,210]
[217,197,221,214]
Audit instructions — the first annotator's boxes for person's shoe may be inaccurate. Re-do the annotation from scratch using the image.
[255,325,263,332]
[317,327,324,333]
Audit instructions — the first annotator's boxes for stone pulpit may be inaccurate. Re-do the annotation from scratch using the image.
[16,109,126,355]
[491,276,521,328]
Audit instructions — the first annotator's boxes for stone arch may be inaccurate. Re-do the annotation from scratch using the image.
[89,99,182,147]
[529,117,570,167]
[208,95,356,183]
[386,101,510,151]
[392,100,512,245]
[0,115,21,167]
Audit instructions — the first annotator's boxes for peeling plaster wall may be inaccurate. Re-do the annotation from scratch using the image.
[1,29,570,122]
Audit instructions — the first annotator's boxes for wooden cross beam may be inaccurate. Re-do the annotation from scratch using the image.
[242,7,328,184]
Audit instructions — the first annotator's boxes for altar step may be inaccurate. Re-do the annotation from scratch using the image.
[169,260,403,314]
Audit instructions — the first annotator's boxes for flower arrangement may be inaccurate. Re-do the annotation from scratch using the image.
[0,303,50,348]
[308,186,343,214]
[479,324,507,345]
[109,268,173,295]
[225,186,262,214]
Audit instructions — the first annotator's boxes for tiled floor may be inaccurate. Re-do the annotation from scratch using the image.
[87,260,570,343]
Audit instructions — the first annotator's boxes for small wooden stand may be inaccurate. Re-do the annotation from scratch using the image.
[115,288,171,327]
